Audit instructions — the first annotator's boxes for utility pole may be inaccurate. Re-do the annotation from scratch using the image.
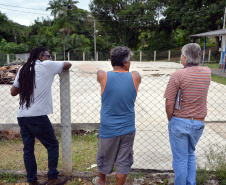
[94,21,97,61]
[223,7,226,29]
[220,7,226,65]
[223,7,226,72]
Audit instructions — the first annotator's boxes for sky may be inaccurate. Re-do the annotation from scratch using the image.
[0,0,91,26]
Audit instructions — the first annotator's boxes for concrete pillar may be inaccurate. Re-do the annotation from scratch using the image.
[7,54,10,64]
[83,52,85,61]
[54,53,57,61]
[68,52,70,61]
[168,50,171,61]
[208,49,211,63]
[60,69,72,175]
[25,54,28,62]
[140,51,142,62]
[154,50,156,61]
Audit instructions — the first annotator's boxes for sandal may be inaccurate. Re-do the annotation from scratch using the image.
[92,177,99,185]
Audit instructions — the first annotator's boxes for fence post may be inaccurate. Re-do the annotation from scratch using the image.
[7,54,10,64]
[16,54,18,62]
[83,52,85,61]
[96,52,98,61]
[208,49,211,63]
[68,52,70,61]
[60,69,72,175]
[140,51,142,62]
[54,52,57,61]
[25,54,28,62]
[168,50,171,61]
[154,50,156,61]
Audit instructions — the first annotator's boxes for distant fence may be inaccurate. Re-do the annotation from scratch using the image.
[0,48,221,65]
[0,63,225,175]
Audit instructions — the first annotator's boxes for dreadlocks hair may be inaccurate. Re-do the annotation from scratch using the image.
[18,47,48,109]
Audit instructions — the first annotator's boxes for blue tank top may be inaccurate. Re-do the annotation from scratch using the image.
[99,71,137,138]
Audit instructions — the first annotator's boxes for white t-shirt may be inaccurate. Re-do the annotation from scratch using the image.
[13,60,64,117]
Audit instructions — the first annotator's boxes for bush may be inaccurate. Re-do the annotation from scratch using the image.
[205,144,226,185]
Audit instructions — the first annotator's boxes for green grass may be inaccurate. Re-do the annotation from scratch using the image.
[205,144,226,185]
[211,74,226,85]
[0,131,98,172]
[0,173,25,183]
[127,172,143,181]
[196,166,210,185]
[198,62,226,85]
[201,62,219,68]
[200,43,217,48]
[71,132,98,171]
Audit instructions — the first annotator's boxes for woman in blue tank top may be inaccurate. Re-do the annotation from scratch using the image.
[93,47,141,185]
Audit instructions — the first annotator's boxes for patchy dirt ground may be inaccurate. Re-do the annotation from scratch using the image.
[0,172,176,185]
[0,172,220,185]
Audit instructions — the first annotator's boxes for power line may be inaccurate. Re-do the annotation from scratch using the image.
[0,3,90,14]
[0,3,224,18]
[0,5,225,23]
[0,3,46,11]
[0,7,50,16]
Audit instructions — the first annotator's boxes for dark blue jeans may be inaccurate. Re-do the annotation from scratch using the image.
[18,115,59,183]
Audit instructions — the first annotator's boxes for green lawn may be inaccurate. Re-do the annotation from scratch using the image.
[0,131,98,172]
[211,74,226,85]
[200,62,219,68]
[199,62,226,85]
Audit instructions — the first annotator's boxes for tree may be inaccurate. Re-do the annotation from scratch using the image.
[89,0,165,49]
[163,0,226,45]
[46,0,79,19]
[0,11,28,45]
[70,33,91,52]
[0,39,28,54]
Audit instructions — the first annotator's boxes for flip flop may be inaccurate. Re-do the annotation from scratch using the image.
[92,177,99,185]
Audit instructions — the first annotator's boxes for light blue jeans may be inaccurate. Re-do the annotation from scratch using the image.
[168,116,205,185]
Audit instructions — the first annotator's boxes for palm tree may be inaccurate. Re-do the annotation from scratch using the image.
[46,0,80,60]
[46,0,79,19]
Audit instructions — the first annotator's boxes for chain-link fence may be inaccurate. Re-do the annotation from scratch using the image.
[0,61,225,177]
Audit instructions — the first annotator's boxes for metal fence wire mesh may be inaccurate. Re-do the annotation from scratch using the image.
[0,61,225,174]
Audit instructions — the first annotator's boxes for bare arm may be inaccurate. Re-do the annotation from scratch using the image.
[132,71,141,91]
[165,99,175,121]
[63,62,72,69]
[11,86,19,96]
[97,70,106,93]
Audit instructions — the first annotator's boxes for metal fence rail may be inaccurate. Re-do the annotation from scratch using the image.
[0,62,225,175]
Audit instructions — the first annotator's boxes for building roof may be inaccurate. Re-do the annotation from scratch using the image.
[191,29,226,37]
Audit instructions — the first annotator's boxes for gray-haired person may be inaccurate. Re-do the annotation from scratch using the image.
[92,47,141,185]
[164,43,211,185]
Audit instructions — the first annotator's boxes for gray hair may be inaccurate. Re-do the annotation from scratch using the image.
[181,43,201,64]
[110,46,133,67]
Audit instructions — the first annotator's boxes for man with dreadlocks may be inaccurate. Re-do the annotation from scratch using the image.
[11,47,71,185]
